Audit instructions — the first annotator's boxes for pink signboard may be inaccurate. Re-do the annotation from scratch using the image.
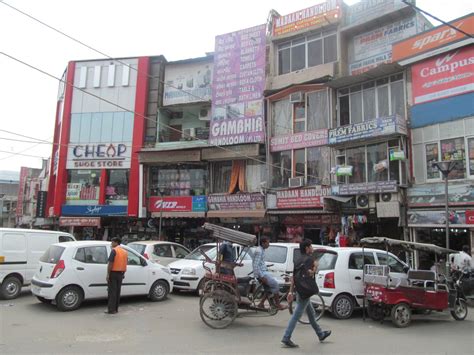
[270,129,328,152]
[210,24,266,146]
[276,186,331,209]
[16,167,28,217]
[412,46,474,105]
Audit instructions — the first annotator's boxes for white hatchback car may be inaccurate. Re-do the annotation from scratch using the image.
[314,247,409,319]
[31,241,173,311]
[169,243,253,292]
[127,241,191,265]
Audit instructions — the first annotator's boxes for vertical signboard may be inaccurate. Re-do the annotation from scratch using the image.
[36,191,47,218]
[210,24,266,146]
[16,167,28,217]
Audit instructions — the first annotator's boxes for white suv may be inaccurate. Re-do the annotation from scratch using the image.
[31,241,173,311]
[314,247,409,319]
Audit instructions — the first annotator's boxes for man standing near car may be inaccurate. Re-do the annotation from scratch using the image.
[281,239,331,348]
[105,237,128,314]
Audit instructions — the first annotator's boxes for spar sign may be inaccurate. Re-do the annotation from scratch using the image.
[412,46,474,105]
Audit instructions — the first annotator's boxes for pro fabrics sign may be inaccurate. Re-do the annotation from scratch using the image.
[67,143,131,169]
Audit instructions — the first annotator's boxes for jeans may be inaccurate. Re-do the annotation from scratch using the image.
[261,272,279,295]
[282,293,323,341]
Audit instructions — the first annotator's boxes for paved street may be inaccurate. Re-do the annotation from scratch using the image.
[1,289,473,354]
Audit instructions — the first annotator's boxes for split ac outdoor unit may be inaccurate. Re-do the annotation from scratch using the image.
[198,108,210,121]
[356,194,378,209]
[288,177,304,188]
[182,128,196,140]
[289,92,304,103]
[379,192,401,203]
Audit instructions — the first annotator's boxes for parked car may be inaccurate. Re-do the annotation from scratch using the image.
[0,228,75,299]
[31,241,173,311]
[314,247,409,319]
[127,241,191,265]
[169,243,253,292]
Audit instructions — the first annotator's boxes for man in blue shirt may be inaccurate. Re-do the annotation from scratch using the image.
[252,236,286,310]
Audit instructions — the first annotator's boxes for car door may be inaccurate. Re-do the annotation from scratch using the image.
[151,244,175,265]
[71,246,109,298]
[121,249,148,296]
[347,251,376,303]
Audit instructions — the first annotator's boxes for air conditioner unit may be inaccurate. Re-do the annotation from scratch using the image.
[379,192,401,203]
[182,128,196,140]
[289,91,304,103]
[288,177,304,188]
[198,108,210,121]
[356,194,378,209]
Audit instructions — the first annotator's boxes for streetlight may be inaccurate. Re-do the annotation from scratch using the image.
[157,186,166,241]
[432,160,460,251]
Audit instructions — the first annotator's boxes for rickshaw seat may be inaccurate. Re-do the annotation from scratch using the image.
[237,276,252,284]
[407,270,436,289]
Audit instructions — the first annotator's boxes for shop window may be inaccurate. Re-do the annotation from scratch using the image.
[277,29,338,76]
[150,165,207,196]
[425,143,440,180]
[211,161,232,193]
[307,90,329,130]
[66,170,101,205]
[106,170,129,206]
[307,147,329,185]
[246,161,265,193]
[272,99,292,136]
[441,137,466,179]
[367,143,388,182]
[468,138,474,176]
[294,103,306,133]
[347,147,366,184]
[272,151,292,188]
[294,149,305,178]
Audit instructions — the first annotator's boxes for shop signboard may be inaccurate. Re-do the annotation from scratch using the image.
[66,183,81,200]
[59,217,101,227]
[465,210,474,224]
[411,46,474,105]
[333,180,398,195]
[345,0,410,28]
[408,181,474,207]
[328,115,406,144]
[392,14,474,63]
[16,167,28,217]
[209,24,266,146]
[208,193,264,210]
[163,61,212,106]
[36,191,47,218]
[407,210,467,226]
[272,0,341,37]
[66,142,131,169]
[276,186,331,209]
[282,214,339,225]
[149,196,207,212]
[61,205,127,216]
[270,129,328,152]
[349,17,417,75]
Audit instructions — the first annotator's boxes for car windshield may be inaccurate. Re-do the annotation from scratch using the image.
[185,246,218,260]
[315,251,338,271]
[40,245,65,264]
[128,243,146,255]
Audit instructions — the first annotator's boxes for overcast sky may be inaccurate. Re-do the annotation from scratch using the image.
[0,0,472,173]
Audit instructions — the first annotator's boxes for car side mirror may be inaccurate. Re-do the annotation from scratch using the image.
[141,259,147,267]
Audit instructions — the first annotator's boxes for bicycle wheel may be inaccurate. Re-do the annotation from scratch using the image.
[288,294,325,324]
[200,290,238,329]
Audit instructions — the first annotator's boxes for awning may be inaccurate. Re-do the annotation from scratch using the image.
[151,212,205,218]
[267,209,328,215]
[324,196,353,203]
[207,210,266,218]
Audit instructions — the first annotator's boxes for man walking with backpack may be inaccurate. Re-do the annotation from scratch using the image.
[281,239,331,348]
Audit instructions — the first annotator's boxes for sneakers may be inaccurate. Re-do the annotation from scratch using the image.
[281,339,299,348]
[318,330,331,342]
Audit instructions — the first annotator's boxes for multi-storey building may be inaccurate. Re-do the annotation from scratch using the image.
[0,171,18,228]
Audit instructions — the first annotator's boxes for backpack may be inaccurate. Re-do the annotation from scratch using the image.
[294,255,319,299]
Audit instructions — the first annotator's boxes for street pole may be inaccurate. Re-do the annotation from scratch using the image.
[444,174,449,251]
[158,187,164,240]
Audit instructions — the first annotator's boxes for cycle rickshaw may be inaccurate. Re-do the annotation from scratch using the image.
[198,223,325,329]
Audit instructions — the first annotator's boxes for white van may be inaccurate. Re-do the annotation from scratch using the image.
[0,228,75,299]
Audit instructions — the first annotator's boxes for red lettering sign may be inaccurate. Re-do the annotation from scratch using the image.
[149,196,193,212]
[465,210,474,224]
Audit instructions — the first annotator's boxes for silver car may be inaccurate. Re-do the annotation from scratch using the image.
[127,241,191,265]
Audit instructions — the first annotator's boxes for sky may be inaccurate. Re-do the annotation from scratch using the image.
[0,0,472,173]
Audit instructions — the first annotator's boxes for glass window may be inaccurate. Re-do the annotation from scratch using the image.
[348,252,375,270]
[111,112,125,142]
[377,253,406,273]
[90,113,102,142]
[265,246,287,263]
[122,113,133,143]
[246,161,264,193]
[127,251,142,266]
[367,143,388,182]
[100,113,113,142]
[40,246,65,264]
[128,243,146,255]
[272,151,292,188]
[350,91,363,124]
[212,161,232,193]
[150,165,207,196]
[74,248,86,262]
[66,170,101,204]
[83,246,108,264]
[314,251,338,271]
[294,103,306,133]
[426,143,440,180]
[469,138,474,176]
[363,88,376,121]
[339,95,350,126]
[70,114,81,143]
[272,99,292,136]
[174,246,189,258]
[153,244,173,257]
[336,155,346,184]
[278,47,291,75]
[377,85,389,117]
[59,236,74,243]
[294,149,305,177]
[79,113,92,143]
[323,34,337,63]
[291,43,306,72]
[307,147,329,185]
[347,147,366,183]
[308,39,323,67]
[390,80,405,116]
[307,90,328,130]
[106,170,129,205]
[441,138,466,179]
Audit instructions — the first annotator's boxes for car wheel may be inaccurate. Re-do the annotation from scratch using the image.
[149,280,169,302]
[56,286,83,312]
[391,303,411,328]
[332,294,355,319]
[36,296,51,304]
[0,276,22,300]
